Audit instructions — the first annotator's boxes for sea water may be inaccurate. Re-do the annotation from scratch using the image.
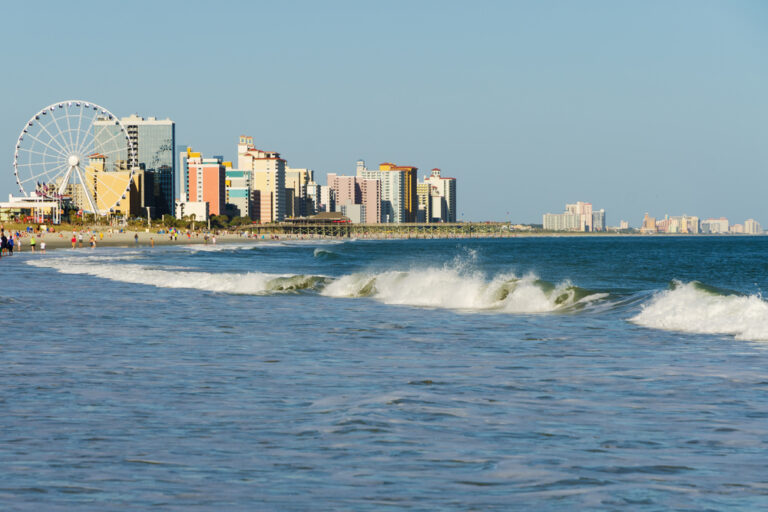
[2,237,768,510]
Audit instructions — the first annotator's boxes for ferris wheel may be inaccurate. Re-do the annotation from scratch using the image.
[13,100,135,215]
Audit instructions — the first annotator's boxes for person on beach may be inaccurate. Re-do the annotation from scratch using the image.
[71,234,77,249]
[1,232,7,255]
[30,236,36,252]
[78,233,83,248]
[7,236,13,255]
[90,235,95,249]
[150,237,155,248]
[40,241,45,253]
[99,232,103,241]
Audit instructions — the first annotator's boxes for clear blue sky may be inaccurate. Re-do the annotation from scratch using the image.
[1,0,766,225]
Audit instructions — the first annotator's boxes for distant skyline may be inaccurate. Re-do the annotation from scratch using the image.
[1,0,766,224]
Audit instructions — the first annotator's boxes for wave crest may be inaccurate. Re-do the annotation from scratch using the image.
[313,248,338,260]
[630,281,768,341]
[28,258,327,295]
[321,268,602,313]
[29,256,605,313]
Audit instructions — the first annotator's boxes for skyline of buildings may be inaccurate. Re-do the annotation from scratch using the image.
[168,128,460,225]
[542,204,764,234]
[640,213,763,235]
[172,134,458,225]
[8,105,764,231]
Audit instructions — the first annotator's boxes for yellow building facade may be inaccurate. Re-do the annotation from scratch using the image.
[379,162,418,222]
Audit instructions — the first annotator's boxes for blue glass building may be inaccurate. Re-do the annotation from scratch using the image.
[94,114,175,217]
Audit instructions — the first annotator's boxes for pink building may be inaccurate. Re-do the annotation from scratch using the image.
[326,174,381,223]
[359,178,381,223]
[186,154,226,216]
[327,174,359,207]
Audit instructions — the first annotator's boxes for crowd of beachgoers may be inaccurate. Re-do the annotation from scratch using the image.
[0,223,302,256]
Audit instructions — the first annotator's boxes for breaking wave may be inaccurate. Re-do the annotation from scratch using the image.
[630,281,768,341]
[313,248,339,260]
[28,256,605,313]
[321,267,605,313]
[27,258,328,295]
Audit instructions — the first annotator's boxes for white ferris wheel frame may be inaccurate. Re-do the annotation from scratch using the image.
[12,100,136,216]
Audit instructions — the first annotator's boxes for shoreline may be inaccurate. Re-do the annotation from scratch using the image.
[3,227,763,254]
[4,231,268,252]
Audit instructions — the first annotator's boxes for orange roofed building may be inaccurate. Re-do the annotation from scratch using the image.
[184,148,226,216]
[379,162,418,222]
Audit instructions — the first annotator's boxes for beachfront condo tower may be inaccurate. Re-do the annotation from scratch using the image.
[94,114,176,217]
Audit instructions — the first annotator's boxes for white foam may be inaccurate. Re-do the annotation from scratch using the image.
[27,257,309,295]
[631,282,768,341]
[321,267,589,313]
[29,255,600,313]
[180,242,260,252]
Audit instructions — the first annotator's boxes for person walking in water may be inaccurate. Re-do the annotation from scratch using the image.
[134,233,139,245]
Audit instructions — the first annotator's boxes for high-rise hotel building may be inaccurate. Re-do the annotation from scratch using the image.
[356,160,406,223]
[423,168,456,222]
[182,148,226,216]
[94,114,175,217]
[543,201,606,231]
[237,136,286,223]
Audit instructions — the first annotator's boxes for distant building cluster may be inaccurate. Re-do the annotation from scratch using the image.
[543,201,606,232]
[323,162,456,224]
[540,203,763,235]
[641,213,762,234]
[174,136,457,224]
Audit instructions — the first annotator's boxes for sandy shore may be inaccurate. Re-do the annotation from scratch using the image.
[9,230,288,251]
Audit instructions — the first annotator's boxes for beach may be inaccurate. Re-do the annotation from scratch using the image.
[4,236,768,510]
[4,228,315,252]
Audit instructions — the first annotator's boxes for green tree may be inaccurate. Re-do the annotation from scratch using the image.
[211,214,229,228]
[161,214,177,227]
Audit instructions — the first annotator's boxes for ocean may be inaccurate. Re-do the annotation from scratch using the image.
[2,236,768,510]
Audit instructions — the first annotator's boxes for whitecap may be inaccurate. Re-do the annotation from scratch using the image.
[630,281,768,341]
[28,258,325,295]
[321,267,598,313]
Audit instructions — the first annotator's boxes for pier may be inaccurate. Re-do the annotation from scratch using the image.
[240,222,514,239]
